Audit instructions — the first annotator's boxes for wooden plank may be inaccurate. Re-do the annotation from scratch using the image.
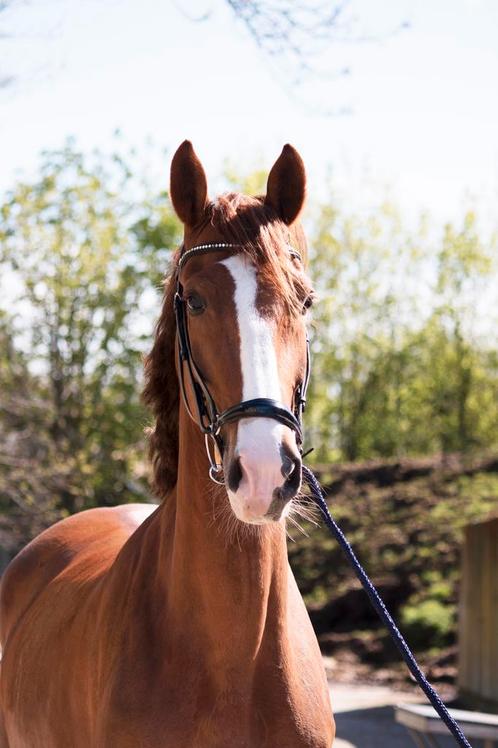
[458,523,471,692]
[491,518,498,704]
[459,518,498,708]
[480,521,489,698]
[397,703,498,727]
[490,519,498,703]
[475,522,483,697]
[481,521,493,700]
[395,704,498,740]
[469,523,481,696]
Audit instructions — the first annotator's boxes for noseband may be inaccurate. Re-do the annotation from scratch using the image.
[174,242,311,484]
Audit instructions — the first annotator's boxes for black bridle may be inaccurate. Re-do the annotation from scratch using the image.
[173,242,311,484]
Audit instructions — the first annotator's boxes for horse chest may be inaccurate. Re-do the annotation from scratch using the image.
[100,693,333,748]
[99,642,334,748]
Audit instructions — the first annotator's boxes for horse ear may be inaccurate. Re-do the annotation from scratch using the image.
[265,144,306,225]
[170,140,208,227]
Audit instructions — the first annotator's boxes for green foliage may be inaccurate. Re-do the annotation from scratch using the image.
[0,141,181,546]
[401,569,455,649]
[306,199,498,462]
[401,599,455,649]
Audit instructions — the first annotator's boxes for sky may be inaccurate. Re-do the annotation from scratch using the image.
[1,0,498,226]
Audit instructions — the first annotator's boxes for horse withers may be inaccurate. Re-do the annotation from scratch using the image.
[0,142,335,747]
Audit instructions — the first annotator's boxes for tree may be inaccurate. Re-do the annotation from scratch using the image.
[418,212,496,453]
[306,200,412,460]
[0,141,181,539]
[305,197,498,462]
[225,1,354,79]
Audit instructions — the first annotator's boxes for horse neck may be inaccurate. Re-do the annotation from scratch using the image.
[160,410,290,658]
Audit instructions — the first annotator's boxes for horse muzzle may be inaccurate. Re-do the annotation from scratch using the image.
[225,422,302,524]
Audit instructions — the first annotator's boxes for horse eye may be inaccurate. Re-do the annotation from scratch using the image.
[186,292,205,315]
[302,295,314,314]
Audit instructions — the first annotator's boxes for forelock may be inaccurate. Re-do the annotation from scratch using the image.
[205,193,311,317]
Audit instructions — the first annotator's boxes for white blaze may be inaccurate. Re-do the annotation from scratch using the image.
[221,255,285,519]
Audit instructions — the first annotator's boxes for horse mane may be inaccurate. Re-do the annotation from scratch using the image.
[142,192,309,500]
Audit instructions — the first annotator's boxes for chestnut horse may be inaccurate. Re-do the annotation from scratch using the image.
[0,142,335,747]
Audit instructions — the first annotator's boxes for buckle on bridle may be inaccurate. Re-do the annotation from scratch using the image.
[204,434,224,485]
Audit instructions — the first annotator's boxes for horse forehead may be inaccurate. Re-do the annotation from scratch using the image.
[221,255,281,403]
[180,258,237,302]
[184,251,288,320]
[220,255,258,306]
[219,255,282,320]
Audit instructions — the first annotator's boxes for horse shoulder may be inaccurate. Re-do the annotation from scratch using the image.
[0,503,158,747]
[0,503,156,644]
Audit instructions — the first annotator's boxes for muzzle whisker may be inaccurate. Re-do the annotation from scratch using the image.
[286,512,310,538]
[285,526,297,543]
[290,492,320,526]
[203,477,264,548]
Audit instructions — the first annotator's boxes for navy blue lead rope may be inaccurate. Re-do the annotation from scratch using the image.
[301,465,472,748]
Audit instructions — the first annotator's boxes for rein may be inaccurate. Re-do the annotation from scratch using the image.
[173,240,472,747]
[174,241,309,483]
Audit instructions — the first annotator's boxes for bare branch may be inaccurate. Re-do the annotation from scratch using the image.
[221,0,409,95]
[224,0,354,75]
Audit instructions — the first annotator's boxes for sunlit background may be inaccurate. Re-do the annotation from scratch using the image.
[1,0,498,737]
[2,0,498,219]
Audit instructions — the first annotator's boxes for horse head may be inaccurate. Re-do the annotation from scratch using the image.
[145,141,314,525]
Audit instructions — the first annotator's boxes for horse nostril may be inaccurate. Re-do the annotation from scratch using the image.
[281,454,295,479]
[282,454,302,498]
[227,455,243,493]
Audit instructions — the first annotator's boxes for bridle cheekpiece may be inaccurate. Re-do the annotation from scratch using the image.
[173,242,311,484]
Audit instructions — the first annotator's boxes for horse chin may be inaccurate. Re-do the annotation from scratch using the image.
[226,490,291,525]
